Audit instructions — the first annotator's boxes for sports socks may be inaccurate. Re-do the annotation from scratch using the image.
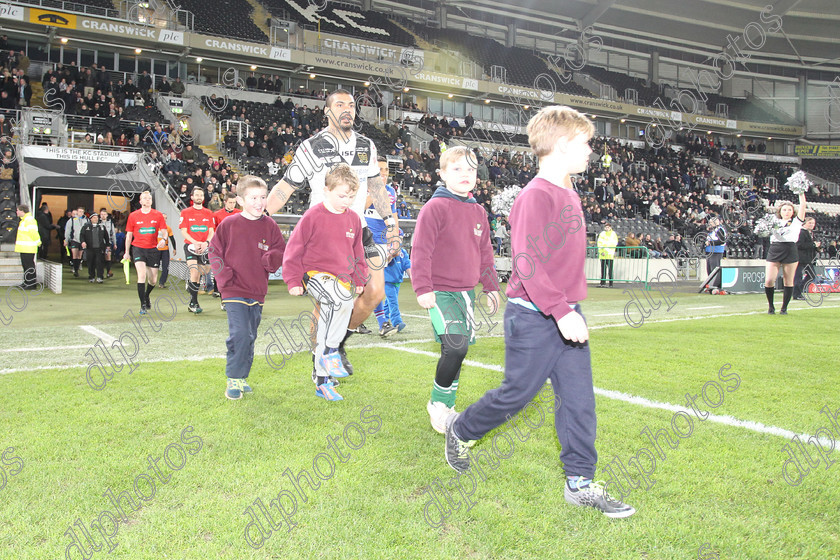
[765,286,775,309]
[431,335,468,408]
[781,286,793,311]
[188,281,199,304]
[567,476,592,489]
[137,282,146,304]
[373,302,387,328]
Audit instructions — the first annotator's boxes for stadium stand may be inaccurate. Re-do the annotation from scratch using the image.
[259,0,416,46]
[176,0,268,42]
[581,64,663,107]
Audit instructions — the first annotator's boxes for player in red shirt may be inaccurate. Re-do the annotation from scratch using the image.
[213,192,242,227]
[211,192,242,301]
[124,191,167,314]
[180,187,216,313]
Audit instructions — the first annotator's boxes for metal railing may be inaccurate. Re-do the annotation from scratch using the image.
[218,119,249,145]
[15,0,120,19]
[585,246,651,288]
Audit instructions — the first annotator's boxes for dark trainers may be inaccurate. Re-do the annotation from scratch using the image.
[225,378,242,400]
[240,380,253,394]
[139,303,148,315]
[338,344,354,375]
[444,413,472,473]
[356,323,372,335]
[189,302,203,314]
[379,321,398,337]
[564,480,636,518]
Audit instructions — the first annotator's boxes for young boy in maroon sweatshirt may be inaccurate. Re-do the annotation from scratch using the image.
[443,106,636,518]
[210,176,286,400]
[411,146,500,434]
[282,163,368,402]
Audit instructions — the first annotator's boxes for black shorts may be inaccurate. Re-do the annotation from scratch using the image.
[132,246,161,268]
[184,243,210,265]
[767,242,798,264]
[69,240,82,250]
[363,227,379,260]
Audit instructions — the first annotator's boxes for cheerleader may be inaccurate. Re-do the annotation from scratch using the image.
[765,192,807,315]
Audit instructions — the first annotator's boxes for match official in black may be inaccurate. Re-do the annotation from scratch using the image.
[704,215,726,291]
[794,217,817,300]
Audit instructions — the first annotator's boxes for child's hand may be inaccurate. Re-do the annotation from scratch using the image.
[289,286,304,296]
[355,285,364,295]
[556,311,589,344]
[417,292,436,309]
[486,291,500,314]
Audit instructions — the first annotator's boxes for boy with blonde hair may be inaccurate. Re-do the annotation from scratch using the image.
[412,146,500,433]
[210,176,286,400]
[282,163,368,401]
[443,106,636,518]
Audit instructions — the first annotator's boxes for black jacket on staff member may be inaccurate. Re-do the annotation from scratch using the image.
[794,227,817,299]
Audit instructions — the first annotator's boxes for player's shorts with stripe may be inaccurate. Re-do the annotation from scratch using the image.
[428,290,476,346]
[132,246,161,268]
[184,243,210,265]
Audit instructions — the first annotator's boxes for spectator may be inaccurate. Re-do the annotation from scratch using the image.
[397,201,411,219]
[170,76,186,96]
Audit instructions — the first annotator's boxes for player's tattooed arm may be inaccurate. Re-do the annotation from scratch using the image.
[366,175,393,219]
[266,179,296,215]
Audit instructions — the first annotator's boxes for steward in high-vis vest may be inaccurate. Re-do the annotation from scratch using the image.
[597,222,618,287]
[601,151,612,169]
[15,204,41,289]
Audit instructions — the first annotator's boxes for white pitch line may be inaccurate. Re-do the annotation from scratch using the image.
[3,303,839,375]
[686,305,725,310]
[401,313,429,319]
[593,312,626,317]
[79,325,117,344]
[0,344,90,353]
[588,303,840,330]
[0,354,227,375]
[384,346,833,448]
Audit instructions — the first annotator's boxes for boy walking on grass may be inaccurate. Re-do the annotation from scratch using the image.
[411,146,500,434]
[210,176,286,400]
[443,106,636,518]
[282,164,368,402]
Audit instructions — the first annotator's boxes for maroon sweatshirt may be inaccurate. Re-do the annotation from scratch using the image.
[210,213,286,303]
[506,177,586,321]
[410,187,500,295]
[282,203,368,289]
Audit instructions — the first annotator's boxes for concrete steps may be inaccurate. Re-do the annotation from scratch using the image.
[201,144,244,177]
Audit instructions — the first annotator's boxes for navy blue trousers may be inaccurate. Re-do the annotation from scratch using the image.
[225,299,262,380]
[454,302,598,478]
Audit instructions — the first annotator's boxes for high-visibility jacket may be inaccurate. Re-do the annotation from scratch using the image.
[597,230,618,259]
[15,212,41,254]
[601,153,612,168]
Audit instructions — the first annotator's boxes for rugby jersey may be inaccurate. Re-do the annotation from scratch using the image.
[282,129,380,220]
[126,208,166,249]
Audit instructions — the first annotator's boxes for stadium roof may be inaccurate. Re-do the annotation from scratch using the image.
[386,0,840,77]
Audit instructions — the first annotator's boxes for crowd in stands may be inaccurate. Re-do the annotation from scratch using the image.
[207,93,840,261]
[0,46,32,110]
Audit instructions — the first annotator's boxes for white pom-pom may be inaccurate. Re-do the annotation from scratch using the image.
[785,170,812,195]
[491,186,522,216]
[753,213,779,238]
